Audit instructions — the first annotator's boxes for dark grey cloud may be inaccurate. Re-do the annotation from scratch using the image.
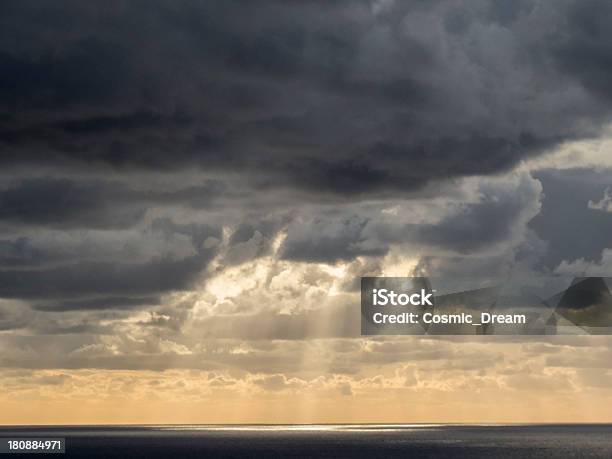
[229,221,281,246]
[553,0,612,102]
[530,168,612,269]
[0,177,144,229]
[150,217,222,253]
[223,216,291,266]
[0,237,50,268]
[0,177,225,230]
[32,296,160,312]
[281,215,387,263]
[281,172,541,263]
[0,39,130,110]
[0,254,210,300]
[0,0,610,196]
[414,174,541,253]
[0,218,220,311]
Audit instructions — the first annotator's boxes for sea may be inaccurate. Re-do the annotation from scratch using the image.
[1,424,611,458]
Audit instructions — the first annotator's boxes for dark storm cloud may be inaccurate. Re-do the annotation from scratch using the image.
[151,217,222,252]
[0,177,144,229]
[0,237,50,267]
[0,254,210,300]
[281,173,541,262]
[553,0,612,102]
[229,221,281,246]
[0,177,224,229]
[0,219,221,305]
[414,174,541,253]
[530,168,612,269]
[280,216,387,263]
[32,296,160,312]
[0,39,130,110]
[0,0,610,196]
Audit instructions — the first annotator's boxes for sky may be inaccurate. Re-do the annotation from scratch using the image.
[2,0,612,424]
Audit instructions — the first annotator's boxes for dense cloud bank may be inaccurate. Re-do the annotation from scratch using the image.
[1,0,612,195]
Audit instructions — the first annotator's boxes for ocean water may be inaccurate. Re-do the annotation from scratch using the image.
[1,424,611,458]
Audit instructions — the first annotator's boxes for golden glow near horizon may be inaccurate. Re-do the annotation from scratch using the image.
[2,346,612,425]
